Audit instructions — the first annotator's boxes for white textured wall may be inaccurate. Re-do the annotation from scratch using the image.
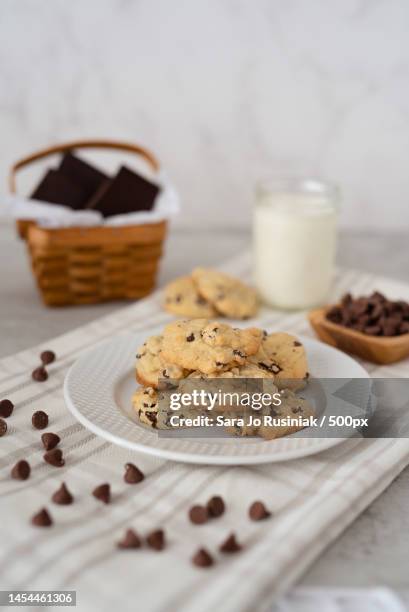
[1,0,409,229]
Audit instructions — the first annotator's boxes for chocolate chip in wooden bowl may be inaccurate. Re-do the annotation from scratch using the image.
[32,410,49,430]
[249,500,271,521]
[189,505,209,525]
[92,483,111,504]
[32,366,48,382]
[146,529,165,551]
[44,448,65,467]
[0,399,14,418]
[31,507,53,527]
[192,548,214,568]
[41,432,60,451]
[0,418,7,437]
[117,529,142,549]
[40,350,56,365]
[219,533,242,554]
[124,463,144,484]
[11,459,31,480]
[52,482,73,505]
[206,495,225,518]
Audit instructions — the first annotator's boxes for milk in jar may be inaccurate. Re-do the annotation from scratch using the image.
[254,178,339,310]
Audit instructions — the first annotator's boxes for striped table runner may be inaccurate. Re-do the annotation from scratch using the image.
[1,253,409,612]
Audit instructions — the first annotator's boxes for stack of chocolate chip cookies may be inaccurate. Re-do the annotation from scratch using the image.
[163,268,258,320]
[132,318,313,440]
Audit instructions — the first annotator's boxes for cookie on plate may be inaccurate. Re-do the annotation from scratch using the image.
[135,334,188,388]
[132,386,199,430]
[249,332,308,390]
[162,319,263,375]
[226,389,314,439]
[164,276,217,318]
[132,386,159,428]
[192,267,258,319]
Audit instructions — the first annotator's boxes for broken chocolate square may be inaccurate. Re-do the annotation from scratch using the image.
[88,165,160,217]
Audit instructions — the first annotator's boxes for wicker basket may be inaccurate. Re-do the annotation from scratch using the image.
[10,139,167,307]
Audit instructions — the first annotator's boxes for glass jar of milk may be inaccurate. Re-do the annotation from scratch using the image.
[254,177,339,310]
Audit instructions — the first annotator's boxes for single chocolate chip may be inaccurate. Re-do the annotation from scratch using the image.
[219,533,242,553]
[249,500,271,521]
[117,528,142,549]
[192,548,214,567]
[124,463,145,484]
[294,341,302,347]
[32,366,48,382]
[92,483,110,504]
[41,432,60,451]
[40,350,56,365]
[0,418,7,437]
[31,507,53,527]
[11,459,30,480]
[146,529,165,551]
[189,505,209,525]
[32,410,49,430]
[233,350,246,358]
[186,333,195,342]
[0,399,14,418]
[44,448,65,467]
[52,482,73,505]
[207,495,225,518]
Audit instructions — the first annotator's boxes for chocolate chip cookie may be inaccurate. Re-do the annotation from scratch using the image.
[226,389,314,439]
[135,334,188,388]
[162,319,263,374]
[132,386,159,428]
[164,276,217,318]
[249,332,308,390]
[192,267,258,319]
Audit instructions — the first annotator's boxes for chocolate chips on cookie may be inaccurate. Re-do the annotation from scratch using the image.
[327,292,409,336]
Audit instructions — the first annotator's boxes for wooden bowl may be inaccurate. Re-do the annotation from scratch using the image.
[308,307,409,365]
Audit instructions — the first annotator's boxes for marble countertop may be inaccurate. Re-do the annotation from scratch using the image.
[1,220,409,603]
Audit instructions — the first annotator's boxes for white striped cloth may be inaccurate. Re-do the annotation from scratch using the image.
[1,253,409,612]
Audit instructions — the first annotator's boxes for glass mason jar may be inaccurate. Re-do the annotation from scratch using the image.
[253,177,339,310]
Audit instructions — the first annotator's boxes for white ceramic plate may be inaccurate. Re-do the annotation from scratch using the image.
[64,331,370,465]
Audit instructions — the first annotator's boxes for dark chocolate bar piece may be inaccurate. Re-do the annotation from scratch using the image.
[59,152,108,201]
[88,165,160,217]
[30,169,87,210]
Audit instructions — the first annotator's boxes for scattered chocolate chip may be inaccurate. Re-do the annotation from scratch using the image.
[41,432,60,451]
[43,448,65,467]
[0,418,7,437]
[31,507,53,527]
[40,350,56,365]
[117,528,142,549]
[52,482,73,505]
[146,529,165,551]
[233,350,246,358]
[11,459,30,480]
[192,548,214,567]
[124,463,144,484]
[92,483,110,504]
[219,533,242,553]
[32,410,49,430]
[206,495,225,518]
[0,399,14,418]
[249,500,271,521]
[186,333,195,342]
[32,366,48,382]
[189,505,208,525]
